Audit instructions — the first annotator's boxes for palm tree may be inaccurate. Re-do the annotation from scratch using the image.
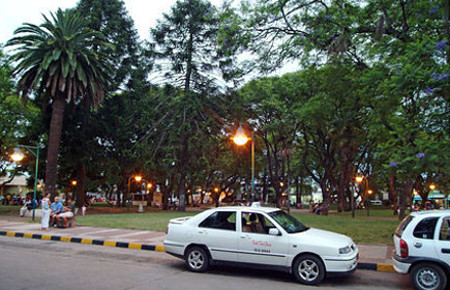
[7,8,112,196]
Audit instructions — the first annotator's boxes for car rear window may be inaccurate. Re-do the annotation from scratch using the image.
[413,217,438,240]
[395,215,414,237]
[199,211,236,231]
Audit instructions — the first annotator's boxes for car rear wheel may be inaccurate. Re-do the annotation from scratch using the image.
[185,246,209,272]
[410,263,447,290]
[293,254,325,285]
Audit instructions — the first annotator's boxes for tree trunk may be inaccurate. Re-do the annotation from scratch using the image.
[45,96,66,197]
[177,134,188,212]
[75,162,87,208]
[399,181,412,220]
[389,175,398,215]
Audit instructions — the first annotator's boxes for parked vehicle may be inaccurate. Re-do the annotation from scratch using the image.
[393,210,450,290]
[164,205,358,285]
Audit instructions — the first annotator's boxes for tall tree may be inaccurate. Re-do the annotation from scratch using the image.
[66,0,146,206]
[151,0,232,211]
[7,8,113,196]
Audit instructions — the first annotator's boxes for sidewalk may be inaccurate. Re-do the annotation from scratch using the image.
[0,218,394,271]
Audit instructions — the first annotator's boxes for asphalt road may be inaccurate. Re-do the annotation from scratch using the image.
[0,236,413,290]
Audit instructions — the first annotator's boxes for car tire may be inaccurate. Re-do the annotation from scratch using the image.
[185,246,209,272]
[293,254,325,285]
[410,263,447,290]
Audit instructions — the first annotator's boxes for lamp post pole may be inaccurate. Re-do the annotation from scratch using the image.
[251,130,255,202]
[11,145,40,220]
[232,124,255,203]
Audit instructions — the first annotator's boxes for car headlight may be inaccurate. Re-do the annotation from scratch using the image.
[339,246,352,255]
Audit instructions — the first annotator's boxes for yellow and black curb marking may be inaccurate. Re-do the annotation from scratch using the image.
[358,262,395,272]
[0,231,165,252]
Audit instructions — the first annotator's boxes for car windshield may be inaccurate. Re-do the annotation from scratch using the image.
[268,210,309,233]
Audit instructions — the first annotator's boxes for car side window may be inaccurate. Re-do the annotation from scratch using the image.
[413,217,438,239]
[439,217,450,241]
[241,212,267,234]
[199,211,236,231]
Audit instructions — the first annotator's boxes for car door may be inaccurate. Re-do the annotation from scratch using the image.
[238,211,289,266]
[197,210,239,262]
[409,217,439,259]
[435,216,450,266]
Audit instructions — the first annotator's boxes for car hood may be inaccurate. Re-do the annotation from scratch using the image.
[291,228,353,248]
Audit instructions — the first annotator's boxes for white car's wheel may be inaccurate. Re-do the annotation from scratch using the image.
[410,263,447,290]
[293,254,325,285]
[185,246,209,272]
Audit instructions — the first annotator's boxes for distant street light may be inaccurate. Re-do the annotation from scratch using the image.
[356,175,372,217]
[232,124,255,202]
[71,180,77,186]
[10,145,40,220]
[429,184,436,191]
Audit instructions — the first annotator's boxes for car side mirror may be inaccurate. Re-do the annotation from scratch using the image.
[269,228,280,236]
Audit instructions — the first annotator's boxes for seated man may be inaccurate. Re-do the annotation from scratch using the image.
[57,198,75,228]
[50,196,63,226]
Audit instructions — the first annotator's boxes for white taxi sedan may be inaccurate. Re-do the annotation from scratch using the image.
[164,206,358,285]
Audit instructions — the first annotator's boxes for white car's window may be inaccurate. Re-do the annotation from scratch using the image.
[413,217,438,240]
[199,211,236,231]
[268,210,309,233]
[241,212,273,234]
[439,217,450,241]
[395,215,414,237]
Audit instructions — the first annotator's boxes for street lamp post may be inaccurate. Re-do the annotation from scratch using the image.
[356,175,372,217]
[127,175,142,212]
[232,124,255,202]
[11,145,40,220]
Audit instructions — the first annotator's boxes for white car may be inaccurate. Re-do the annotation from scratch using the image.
[164,205,358,285]
[393,210,450,290]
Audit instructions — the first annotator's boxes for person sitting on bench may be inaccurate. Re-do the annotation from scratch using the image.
[57,197,75,228]
[50,196,63,226]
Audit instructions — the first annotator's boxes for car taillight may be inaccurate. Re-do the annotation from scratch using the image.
[166,226,169,234]
[400,239,408,258]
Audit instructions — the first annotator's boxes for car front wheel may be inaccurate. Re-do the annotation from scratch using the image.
[185,246,209,272]
[293,254,325,285]
[410,263,447,290]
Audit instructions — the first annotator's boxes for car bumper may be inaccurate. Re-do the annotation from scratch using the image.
[163,241,185,257]
[392,255,411,274]
[324,254,358,274]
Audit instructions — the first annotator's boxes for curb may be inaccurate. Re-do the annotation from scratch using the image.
[1,230,395,272]
[358,262,395,272]
[0,231,165,252]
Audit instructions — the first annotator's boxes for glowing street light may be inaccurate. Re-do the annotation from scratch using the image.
[429,184,436,191]
[11,148,25,162]
[233,124,255,202]
[356,175,372,217]
[10,145,40,220]
[71,180,77,186]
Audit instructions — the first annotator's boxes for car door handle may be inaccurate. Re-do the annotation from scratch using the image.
[198,230,206,234]
[442,249,450,254]
[413,241,422,248]
[240,235,250,239]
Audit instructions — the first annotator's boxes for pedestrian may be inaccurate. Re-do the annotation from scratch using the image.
[50,196,63,226]
[57,197,75,227]
[41,193,51,230]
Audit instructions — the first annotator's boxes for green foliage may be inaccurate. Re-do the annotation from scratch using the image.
[7,8,113,105]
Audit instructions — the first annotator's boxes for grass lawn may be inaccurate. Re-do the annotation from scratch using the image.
[329,208,409,218]
[76,211,198,232]
[292,214,399,245]
[76,210,400,245]
[0,205,21,215]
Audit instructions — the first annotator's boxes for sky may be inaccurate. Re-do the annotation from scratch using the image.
[0,0,298,77]
[0,0,222,45]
